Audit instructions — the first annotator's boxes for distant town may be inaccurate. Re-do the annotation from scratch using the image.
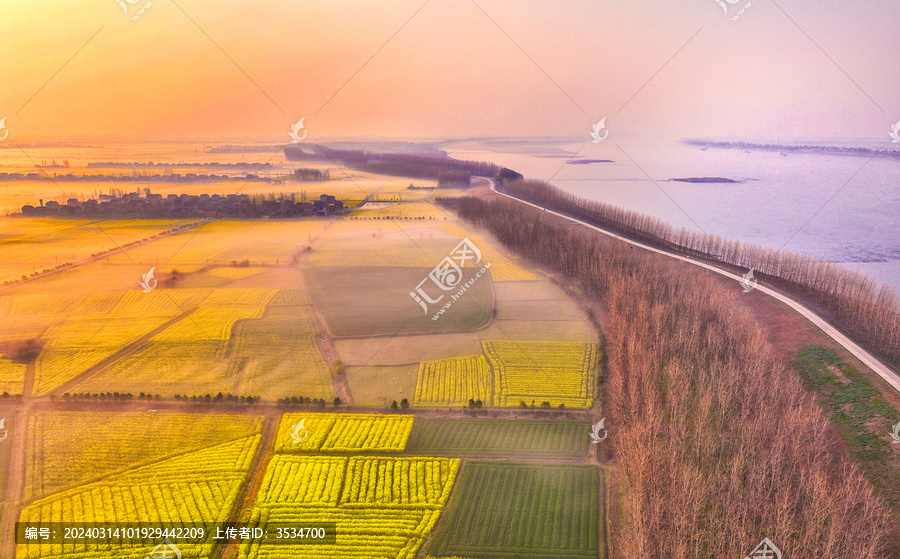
[16,191,345,218]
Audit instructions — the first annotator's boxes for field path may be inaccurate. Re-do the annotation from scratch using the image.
[214,414,279,559]
[1,402,34,557]
[484,177,900,394]
[312,306,351,404]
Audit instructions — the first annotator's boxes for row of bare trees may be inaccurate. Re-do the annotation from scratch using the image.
[442,196,894,557]
[499,178,900,365]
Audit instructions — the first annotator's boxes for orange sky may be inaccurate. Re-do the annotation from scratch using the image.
[1,0,898,142]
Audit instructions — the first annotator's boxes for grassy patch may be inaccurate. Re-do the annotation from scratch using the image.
[426,462,603,558]
[407,419,590,459]
[305,266,492,336]
[793,345,900,509]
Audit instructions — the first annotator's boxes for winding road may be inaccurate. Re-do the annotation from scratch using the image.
[483,177,900,395]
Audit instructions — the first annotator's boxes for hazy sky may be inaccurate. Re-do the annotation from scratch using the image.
[1,0,898,142]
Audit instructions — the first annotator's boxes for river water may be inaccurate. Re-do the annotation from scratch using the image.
[446,138,900,294]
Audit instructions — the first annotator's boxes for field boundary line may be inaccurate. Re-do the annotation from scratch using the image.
[214,415,278,559]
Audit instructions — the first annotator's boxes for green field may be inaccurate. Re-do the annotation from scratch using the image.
[306,267,493,336]
[794,345,900,510]
[427,462,603,559]
[406,419,590,458]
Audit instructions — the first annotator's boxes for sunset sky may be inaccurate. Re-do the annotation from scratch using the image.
[1,0,898,142]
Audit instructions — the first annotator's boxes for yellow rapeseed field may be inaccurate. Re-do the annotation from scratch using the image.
[240,453,459,559]
[414,355,492,407]
[483,340,598,408]
[18,436,260,559]
[274,413,414,453]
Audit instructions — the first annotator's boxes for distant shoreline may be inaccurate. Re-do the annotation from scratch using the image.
[682,139,900,159]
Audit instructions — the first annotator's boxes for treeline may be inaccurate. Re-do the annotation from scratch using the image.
[440,196,893,557]
[59,392,260,404]
[294,168,330,181]
[499,178,900,365]
[283,145,500,185]
[275,396,342,407]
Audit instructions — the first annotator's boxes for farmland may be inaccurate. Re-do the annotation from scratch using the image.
[23,412,262,501]
[414,355,492,407]
[484,341,598,408]
[17,435,260,559]
[0,219,193,285]
[412,341,599,409]
[0,170,607,558]
[426,462,603,559]
[240,453,459,559]
[274,413,414,453]
[348,201,448,219]
[60,283,328,398]
[406,419,590,459]
[306,266,493,336]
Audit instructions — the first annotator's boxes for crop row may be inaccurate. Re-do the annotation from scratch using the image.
[340,457,459,508]
[24,412,262,502]
[483,341,597,408]
[406,419,589,458]
[426,462,601,558]
[18,436,260,559]
[274,413,414,453]
[414,355,492,407]
[240,455,459,559]
[257,456,345,506]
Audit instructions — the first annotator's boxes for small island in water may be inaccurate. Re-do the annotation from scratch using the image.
[670,177,740,183]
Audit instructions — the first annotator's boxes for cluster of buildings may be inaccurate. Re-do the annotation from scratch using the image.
[18,192,345,218]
